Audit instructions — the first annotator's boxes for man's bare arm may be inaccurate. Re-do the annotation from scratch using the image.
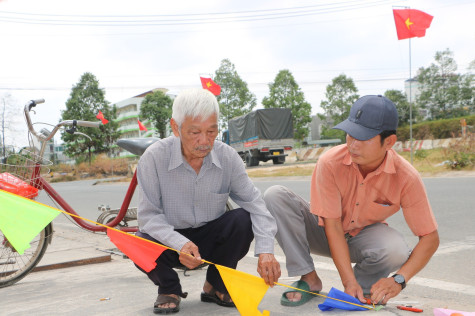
[370,230,439,304]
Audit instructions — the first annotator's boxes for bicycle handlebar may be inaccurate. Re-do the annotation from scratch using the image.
[24,99,103,143]
[74,120,103,128]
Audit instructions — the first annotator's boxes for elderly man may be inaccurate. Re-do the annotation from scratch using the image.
[264,95,439,306]
[135,88,281,314]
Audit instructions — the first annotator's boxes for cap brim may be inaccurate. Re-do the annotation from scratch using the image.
[333,119,381,141]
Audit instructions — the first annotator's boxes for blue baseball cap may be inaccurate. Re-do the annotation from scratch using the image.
[333,95,398,141]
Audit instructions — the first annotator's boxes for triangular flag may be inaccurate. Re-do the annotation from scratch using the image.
[96,110,109,124]
[215,264,270,316]
[393,9,433,40]
[0,189,60,254]
[318,287,369,311]
[200,77,221,96]
[137,119,147,131]
[107,228,167,272]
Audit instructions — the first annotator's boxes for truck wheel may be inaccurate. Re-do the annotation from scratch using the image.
[245,153,259,167]
[273,156,285,165]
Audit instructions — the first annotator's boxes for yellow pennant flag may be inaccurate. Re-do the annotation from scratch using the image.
[215,264,270,316]
[0,189,60,254]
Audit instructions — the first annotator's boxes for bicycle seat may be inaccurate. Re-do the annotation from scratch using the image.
[117,138,160,156]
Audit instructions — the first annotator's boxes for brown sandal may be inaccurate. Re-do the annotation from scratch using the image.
[154,293,187,314]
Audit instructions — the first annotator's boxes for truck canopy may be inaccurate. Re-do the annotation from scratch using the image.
[228,108,293,143]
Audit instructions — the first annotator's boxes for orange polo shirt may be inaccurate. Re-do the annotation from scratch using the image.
[310,144,437,237]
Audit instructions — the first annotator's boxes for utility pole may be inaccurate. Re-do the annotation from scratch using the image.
[1,98,6,162]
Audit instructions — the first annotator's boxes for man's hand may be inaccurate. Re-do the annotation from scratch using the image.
[257,253,281,287]
[369,277,402,305]
[343,279,366,303]
[179,241,203,269]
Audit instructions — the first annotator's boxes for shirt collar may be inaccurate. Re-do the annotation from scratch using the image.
[381,149,397,174]
[209,147,222,169]
[168,136,184,171]
[168,136,222,171]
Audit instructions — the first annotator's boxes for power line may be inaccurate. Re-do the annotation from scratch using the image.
[0,0,398,27]
[0,77,407,91]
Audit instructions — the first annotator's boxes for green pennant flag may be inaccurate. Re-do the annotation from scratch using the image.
[0,189,60,254]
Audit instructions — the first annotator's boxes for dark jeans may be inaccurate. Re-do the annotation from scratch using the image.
[135,208,254,296]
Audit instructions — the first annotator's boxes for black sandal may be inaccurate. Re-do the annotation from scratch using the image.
[200,288,235,308]
[154,293,187,314]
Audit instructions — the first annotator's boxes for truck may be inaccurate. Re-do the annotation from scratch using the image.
[222,108,294,167]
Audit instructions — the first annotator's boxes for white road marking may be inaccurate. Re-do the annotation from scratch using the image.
[434,236,475,256]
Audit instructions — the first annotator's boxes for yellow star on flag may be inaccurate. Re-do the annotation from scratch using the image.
[405,17,414,29]
[206,81,212,88]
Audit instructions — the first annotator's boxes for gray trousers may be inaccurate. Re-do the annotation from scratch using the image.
[263,185,411,293]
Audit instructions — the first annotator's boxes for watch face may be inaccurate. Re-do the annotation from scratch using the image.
[394,274,405,283]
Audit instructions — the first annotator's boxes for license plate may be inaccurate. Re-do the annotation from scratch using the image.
[273,152,279,156]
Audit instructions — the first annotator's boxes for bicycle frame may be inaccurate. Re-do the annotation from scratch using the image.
[30,161,138,233]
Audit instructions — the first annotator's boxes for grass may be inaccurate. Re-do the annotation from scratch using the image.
[246,163,316,178]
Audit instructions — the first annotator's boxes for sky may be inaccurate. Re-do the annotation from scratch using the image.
[0,0,474,146]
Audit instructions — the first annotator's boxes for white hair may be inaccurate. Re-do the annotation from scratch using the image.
[172,89,219,127]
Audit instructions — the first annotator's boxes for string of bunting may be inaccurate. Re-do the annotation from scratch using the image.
[0,188,377,314]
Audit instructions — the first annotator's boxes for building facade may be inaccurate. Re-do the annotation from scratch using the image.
[113,88,176,156]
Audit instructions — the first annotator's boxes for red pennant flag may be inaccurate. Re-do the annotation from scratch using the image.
[393,9,433,40]
[200,77,221,96]
[137,119,147,131]
[107,228,167,272]
[95,110,109,124]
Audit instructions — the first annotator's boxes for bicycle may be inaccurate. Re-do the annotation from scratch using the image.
[0,99,155,287]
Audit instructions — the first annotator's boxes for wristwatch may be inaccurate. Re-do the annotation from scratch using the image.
[392,274,406,290]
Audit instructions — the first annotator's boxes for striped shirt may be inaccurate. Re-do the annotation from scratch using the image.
[137,135,277,254]
[310,144,437,237]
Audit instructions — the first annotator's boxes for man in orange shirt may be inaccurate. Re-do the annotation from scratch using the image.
[264,95,439,306]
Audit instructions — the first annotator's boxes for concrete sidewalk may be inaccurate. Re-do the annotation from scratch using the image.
[2,222,474,316]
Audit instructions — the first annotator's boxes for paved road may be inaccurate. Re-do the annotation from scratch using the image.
[6,174,474,315]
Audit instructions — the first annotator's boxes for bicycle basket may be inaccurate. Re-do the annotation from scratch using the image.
[0,149,52,199]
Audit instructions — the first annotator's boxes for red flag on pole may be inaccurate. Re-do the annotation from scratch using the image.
[393,9,433,40]
[96,110,109,124]
[137,119,147,131]
[200,77,221,96]
[107,228,167,272]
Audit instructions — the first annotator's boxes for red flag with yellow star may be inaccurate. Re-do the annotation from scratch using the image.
[200,77,221,96]
[393,9,433,40]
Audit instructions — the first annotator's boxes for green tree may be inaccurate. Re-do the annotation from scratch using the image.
[319,74,359,141]
[416,49,473,119]
[214,59,256,130]
[384,89,415,126]
[61,72,120,163]
[262,69,312,140]
[139,90,173,138]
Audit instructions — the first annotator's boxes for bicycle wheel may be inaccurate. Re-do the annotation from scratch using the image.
[0,223,52,288]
